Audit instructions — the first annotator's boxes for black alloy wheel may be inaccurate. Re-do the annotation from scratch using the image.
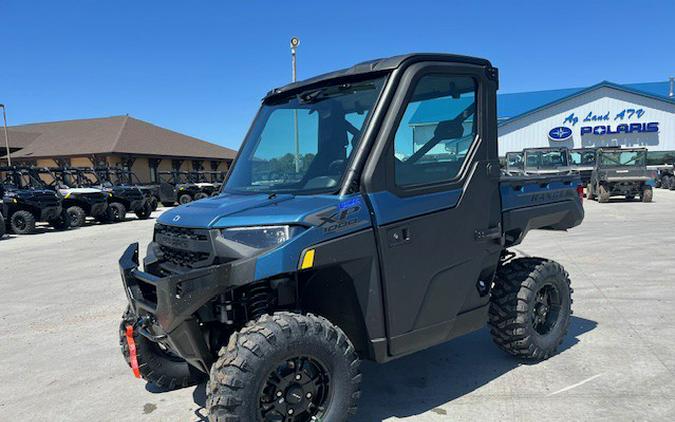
[531,283,562,336]
[259,356,331,422]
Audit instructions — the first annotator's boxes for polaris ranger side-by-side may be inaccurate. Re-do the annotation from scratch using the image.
[34,167,109,227]
[521,147,573,176]
[587,147,653,203]
[570,148,597,188]
[95,167,160,211]
[69,168,152,223]
[158,171,206,206]
[0,167,71,234]
[118,54,584,422]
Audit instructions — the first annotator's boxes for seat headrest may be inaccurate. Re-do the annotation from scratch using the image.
[434,120,464,140]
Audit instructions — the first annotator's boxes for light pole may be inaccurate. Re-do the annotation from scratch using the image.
[291,37,300,173]
[0,104,10,166]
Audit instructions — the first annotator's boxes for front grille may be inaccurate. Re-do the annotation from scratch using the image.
[155,224,208,241]
[159,245,210,268]
[154,223,212,270]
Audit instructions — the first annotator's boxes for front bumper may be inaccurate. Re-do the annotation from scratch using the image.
[119,242,255,372]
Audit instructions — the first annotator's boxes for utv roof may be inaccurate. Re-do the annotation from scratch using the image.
[265,53,494,99]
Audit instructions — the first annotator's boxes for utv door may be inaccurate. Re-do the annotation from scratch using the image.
[363,62,502,357]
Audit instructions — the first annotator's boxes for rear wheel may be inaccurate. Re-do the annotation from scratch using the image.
[134,201,153,219]
[207,312,361,422]
[67,206,86,227]
[119,307,206,389]
[663,176,672,189]
[0,214,6,238]
[641,187,653,202]
[50,209,72,231]
[597,184,610,203]
[149,196,159,211]
[194,192,209,201]
[109,202,127,222]
[178,193,192,205]
[10,210,36,234]
[489,257,572,360]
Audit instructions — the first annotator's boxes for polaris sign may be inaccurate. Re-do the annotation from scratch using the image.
[548,126,573,141]
[580,122,659,136]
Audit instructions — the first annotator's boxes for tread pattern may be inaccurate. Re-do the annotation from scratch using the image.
[207,312,361,422]
[488,257,573,361]
[118,308,205,390]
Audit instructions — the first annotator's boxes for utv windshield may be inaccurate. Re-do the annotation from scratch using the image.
[223,77,386,195]
[599,150,645,167]
[570,150,596,166]
[524,150,569,169]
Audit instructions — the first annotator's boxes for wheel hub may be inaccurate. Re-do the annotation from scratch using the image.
[260,356,330,422]
[531,283,562,335]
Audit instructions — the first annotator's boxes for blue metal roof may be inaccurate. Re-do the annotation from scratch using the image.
[409,81,672,125]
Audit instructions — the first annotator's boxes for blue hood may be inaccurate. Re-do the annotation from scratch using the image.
[157,193,343,228]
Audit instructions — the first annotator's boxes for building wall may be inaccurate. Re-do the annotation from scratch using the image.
[498,87,675,159]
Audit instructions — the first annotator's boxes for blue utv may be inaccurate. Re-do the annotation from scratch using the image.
[118,53,584,422]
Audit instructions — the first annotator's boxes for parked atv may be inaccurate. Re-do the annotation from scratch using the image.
[521,147,573,176]
[118,53,584,422]
[158,171,204,206]
[0,166,71,234]
[77,168,152,221]
[570,148,597,188]
[587,147,653,202]
[96,167,159,211]
[34,167,109,227]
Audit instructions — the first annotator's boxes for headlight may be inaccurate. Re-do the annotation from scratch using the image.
[220,225,302,249]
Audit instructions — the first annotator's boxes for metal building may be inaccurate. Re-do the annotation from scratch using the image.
[497,80,675,164]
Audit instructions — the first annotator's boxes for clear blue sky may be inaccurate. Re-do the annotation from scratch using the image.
[1,0,673,150]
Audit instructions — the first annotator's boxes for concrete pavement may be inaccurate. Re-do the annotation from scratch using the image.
[1,191,674,421]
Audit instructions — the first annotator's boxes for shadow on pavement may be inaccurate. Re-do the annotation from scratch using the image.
[353,315,596,421]
[184,315,596,421]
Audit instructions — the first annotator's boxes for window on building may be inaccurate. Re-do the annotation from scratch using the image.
[393,74,477,188]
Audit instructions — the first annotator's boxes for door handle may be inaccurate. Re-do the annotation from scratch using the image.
[475,224,501,241]
[387,226,411,247]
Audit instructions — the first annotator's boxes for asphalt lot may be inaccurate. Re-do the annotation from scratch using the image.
[1,191,675,421]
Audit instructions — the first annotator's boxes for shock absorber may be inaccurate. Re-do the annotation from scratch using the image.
[244,283,272,321]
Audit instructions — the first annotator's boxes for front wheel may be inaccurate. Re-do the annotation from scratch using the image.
[109,202,127,222]
[207,312,361,422]
[194,192,209,201]
[10,210,36,234]
[119,308,206,389]
[67,206,86,227]
[134,202,153,219]
[178,194,192,205]
[489,257,572,360]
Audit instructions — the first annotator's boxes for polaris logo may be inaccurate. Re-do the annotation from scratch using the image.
[172,215,181,222]
[548,126,573,141]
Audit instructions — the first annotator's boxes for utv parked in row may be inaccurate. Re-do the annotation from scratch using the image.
[570,148,596,188]
[95,167,159,211]
[521,147,573,175]
[33,167,109,227]
[0,167,71,234]
[587,147,653,202]
[655,165,675,190]
[158,171,208,206]
[118,53,584,422]
[51,167,151,222]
